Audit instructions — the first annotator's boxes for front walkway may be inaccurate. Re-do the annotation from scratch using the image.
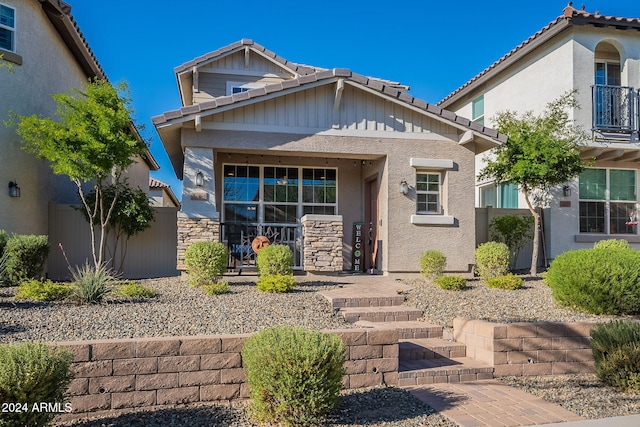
[408,380,584,427]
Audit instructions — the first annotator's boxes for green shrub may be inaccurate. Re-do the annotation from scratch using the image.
[15,279,72,301]
[419,250,447,279]
[489,214,534,267]
[475,241,510,279]
[593,239,632,250]
[3,234,50,285]
[257,274,297,293]
[203,281,231,295]
[115,282,157,298]
[69,263,116,304]
[545,248,640,315]
[0,229,7,257]
[486,273,524,290]
[0,342,73,427]
[242,326,345,426]
[434,275,466,290]
[184,241,228,286]
[591,321,640,393]
[256,244,293,277]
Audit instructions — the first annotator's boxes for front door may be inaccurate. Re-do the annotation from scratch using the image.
[364,175,379,273]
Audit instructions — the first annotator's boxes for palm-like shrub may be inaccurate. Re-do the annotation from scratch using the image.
[70,263,117,304]
[242,326,345,426]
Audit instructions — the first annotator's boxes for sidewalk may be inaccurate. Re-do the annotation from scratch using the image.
[408,380,584,427]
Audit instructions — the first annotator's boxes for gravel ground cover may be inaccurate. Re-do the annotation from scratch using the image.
[500,374,640,419]
[55,387,455,427]
[403,276,621,328]
[4,274,640,425]
[0,277,353,343]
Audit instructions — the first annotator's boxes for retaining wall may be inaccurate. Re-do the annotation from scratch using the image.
[55,328,398,419]
[453,318,596,377]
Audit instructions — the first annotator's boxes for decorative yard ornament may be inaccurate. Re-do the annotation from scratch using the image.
[252,236,270,253]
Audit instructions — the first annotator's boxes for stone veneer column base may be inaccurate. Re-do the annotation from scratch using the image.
[301,214,343,272]
[177,216,220,270]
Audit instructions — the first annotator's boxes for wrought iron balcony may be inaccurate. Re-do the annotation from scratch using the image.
[592,84,639,134]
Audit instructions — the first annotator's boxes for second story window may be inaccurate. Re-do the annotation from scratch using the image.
[0,4,15,52]
[472,95,484,125]
[226,81,265,96]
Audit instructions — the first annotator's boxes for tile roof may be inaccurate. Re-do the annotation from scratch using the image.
[39,0,106,79]
[153,67,506,144]
[438,4,640,106]
[149,177,170,189]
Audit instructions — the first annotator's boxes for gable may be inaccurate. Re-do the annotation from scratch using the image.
[200,81,458,140]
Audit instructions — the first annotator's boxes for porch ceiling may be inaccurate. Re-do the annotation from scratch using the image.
[580,145,640,163]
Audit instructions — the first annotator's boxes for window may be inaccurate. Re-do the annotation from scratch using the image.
[416,173,441,214]
[472,95,484,125]
[223,165,337,224]
[478,183,518,208]
[579,168,636,234]
[0,4,15,52]
[226,81,265,96]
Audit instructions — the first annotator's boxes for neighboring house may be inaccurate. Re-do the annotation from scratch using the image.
[153,39,505,275]
[0,0,159,236]
[439,4,640,261]
[0,0,180,279]
[149,177,180,208]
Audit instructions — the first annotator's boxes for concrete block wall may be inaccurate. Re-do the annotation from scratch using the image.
[453,318,596,377]
[55,328,397,418]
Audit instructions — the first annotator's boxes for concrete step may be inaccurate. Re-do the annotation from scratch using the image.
[399,338,466,361]
[319,283,411,309]
[398,357,494,386]
[355,320,443,339]
[340,306,423,323]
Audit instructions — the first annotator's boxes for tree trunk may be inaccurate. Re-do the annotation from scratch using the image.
[523,189,540,276]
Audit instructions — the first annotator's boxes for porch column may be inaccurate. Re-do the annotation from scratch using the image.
[177,147,220,270]
[301,214,343,272]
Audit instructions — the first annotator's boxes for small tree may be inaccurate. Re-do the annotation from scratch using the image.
[77,182,154,273]
[479,92,587,275]
[12,79,148,268]
[489,214,534,269]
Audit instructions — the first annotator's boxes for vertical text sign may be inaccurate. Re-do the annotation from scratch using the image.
[352,222,364,273]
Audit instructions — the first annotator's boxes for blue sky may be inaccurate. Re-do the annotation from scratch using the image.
[69,0,640,200]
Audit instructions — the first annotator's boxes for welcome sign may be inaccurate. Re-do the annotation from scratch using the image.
[352,222,364,273]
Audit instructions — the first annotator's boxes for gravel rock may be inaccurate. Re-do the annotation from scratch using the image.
[54,387,455,427]
[500,374,640,419]
[403,276,619,328]
[0,278,354,343]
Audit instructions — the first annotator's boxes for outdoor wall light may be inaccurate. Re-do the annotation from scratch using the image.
[195,171,204,187]
[399,179,409,195]
[8,181,20,198]
[562,185,571,197]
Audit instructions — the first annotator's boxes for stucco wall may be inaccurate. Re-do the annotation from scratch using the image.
[181,128,479,273]
[0,0,89,235]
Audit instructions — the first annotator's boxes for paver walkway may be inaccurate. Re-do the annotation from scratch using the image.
[408,380,585,427]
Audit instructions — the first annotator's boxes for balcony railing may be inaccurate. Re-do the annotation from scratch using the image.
[592,84,639,134]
